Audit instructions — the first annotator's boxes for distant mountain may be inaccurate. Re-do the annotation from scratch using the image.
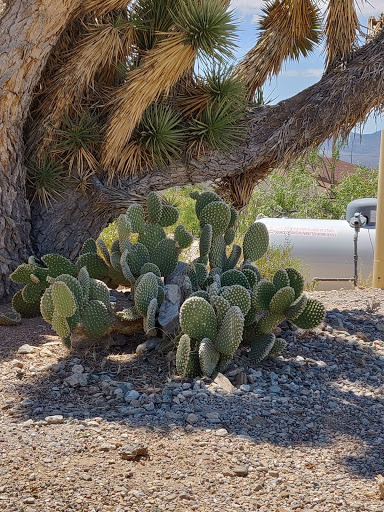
[321,131,381,168]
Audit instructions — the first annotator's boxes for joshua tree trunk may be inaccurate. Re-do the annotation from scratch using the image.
[2,0,384,299]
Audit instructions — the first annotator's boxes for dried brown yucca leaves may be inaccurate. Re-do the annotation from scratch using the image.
[102,34,196,170]
[325,0,359,68]
[112,140,153,180]
[29,18,135,157]
[237,0,321,100]
[80,0,132,16]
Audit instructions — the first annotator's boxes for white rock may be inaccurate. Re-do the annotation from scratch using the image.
[45,415,64,424]
[17,344,35,354]
[213,373,235,393]
[71,364,84,374]
[125,390,140,403]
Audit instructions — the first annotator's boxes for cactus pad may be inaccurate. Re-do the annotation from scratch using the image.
[80,238,98,255]
[41,254,77,277]
[221,285,251,316]
[242,222,269,262]
[199,338,220,377]
[126,204,146,233]
[200,201,231,235]
[76,253,108,280]
[174,224,193,249]
[138,224,166,251]
[254,279,276,309]
[269,286,295,313]
[147,192,163,224]
[158,204,179,227]
[286,267,305,299]
[180,296,217,341]
[215,306,244,356]
[221,269,250,289]
[151,238,178,276]
[249,333,275,363]
[273,269,290,290]
[176,333,191,377]
[293,298,325,329]
[82,300,112,340]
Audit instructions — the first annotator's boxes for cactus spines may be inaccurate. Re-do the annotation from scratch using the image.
[190,290,210,301]
[293,298,325,329]
[189,190,200,200]
[89,278,110,307]
[0,311,22,326]
[254,279,276,309]
[138,224,166,251]
[249,333,275,363]
[180,296,217,341]
[242,268,258,288]
[223,244,242,271]
[151,238,178,276]
[54,274,84,307]
[117,214,132,252]
[110,251,122,271]
[140,262,161,277]
[269,286,296,313]
[286,294,308,320]
[41,254,77,277]
[286,267,305,299]
[242,262,262,282]
[116,305,142,322]
[82,300,112,340]
[221,285,251,316]
[174,225,193,250]
[147,192,163,224]
[189,262,209,287]
[243,222,269,262]
[80,238,98,255]
[127,243,150,276]
[144,297,158,337]
[12,290,41,317]
[51,281,77,317]
[22,282,46,303]
[40,287,55,323]
[158,204,179,227]
[228,208,238,229]
[273,269,290,290]
[76,253,108,280]
[221,269,250,289]
[255,311,285,334]
[224,227,235,246]
[51,310,71,340]
[200,201,231,235]
[209,236,226,268]
[97,238,111,265]
[10,263,37,284]
[216,353,232,373]
[210,294,231,324]
[78,267,90,303]
[194,191,221,218]
[215,306,244,356]
[186,351,201,378]
[199,223,212,259]
[176,333,191,377]
[269,337,287,358]
[126,203,146,233]
[134,272,159,316]
[199,338,220,377]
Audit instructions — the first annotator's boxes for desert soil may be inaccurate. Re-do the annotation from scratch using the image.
[0,288,383,512]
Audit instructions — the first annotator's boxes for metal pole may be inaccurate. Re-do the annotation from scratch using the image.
[373,130,384,288]
[353,226,359,287]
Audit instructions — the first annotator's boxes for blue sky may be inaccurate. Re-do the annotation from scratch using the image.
[229,0,384,133]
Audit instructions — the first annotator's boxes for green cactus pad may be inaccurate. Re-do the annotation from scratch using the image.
[199,338,220,377]
[117,214,132,252]
[151,238,178,276]
[210,294,231,325]
[110,250,122,271]
[41,254,77,278]
[116,306,142,322]
[144,297,158,337]
[80,238,98,255]
[242,262,262,281]
[249,333,275,364]
[157,285,165,304]
[220,285,251,316]
[190,190,200,200]
[216,353,232,373]
[97,238,111,265]
[138,224,166,252]
[51,311,71,340]
[243,222,269,262]
[22,282,46,303]
[273,269,290,290]
[223,244,242,271]
[269,337,287,358]
[200,201,231,235]
[199,223,212,258]
[76,253,108,280]
[147,192,163,224]
[134,272,159,316]
[209,236,226,268]
[194,263,209,286]
[174,224,193,250]
[242,268,258,288]
[89,278,110,307]
[29,274,40,285]
[180,296,217,341]
[78,267,90,303]
[215,306,244,356]
[10,263,37,284]
[176,333,191,377]
[54,274,84,307]
[255,312,285,335]
[140,263,161,277]
[195,191,221,219]
[186,351,201,378]
[228,208,238,229]
[269,286,296,313]
[221,269,250,289]
[40,287,55,323]
[66,309,81,331]
[158,204,179,227]
[0,311,22,326]
[254,279,276,309]
[127,243,150,277]
[293,298,325,329]
[126,204,146,233]
[51,281,77,318]
[286,267,305,299]
[12,290,41,318]
[190,290,210,301]
[224,227,235,246]
[286,294,308,320]
[82,300,112,340]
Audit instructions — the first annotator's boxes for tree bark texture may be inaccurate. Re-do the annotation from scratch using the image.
[0,0,79,299]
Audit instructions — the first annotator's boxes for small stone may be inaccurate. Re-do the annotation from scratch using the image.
[10,359,23,368]
[99,443,115,452]
[240,384,251,392]
[214,428,228,437]
[186,413,198,424]
[82,474,92,481]
[124,390,140,403]
[45,415,64,424]
[18,344,35,354]
[233,465,249,477]
[120,444,148,461]
[65,373,88,387]
[72,364,84,374]
[269,385,281,393]
[24,498,35,504]
[269,470,280,477]
[213,373,235,393]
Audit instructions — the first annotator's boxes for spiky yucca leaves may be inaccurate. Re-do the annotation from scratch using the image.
[325,0,359,68]
[102,0,237,174]
[237,0,321,99]
[27,159,66,208]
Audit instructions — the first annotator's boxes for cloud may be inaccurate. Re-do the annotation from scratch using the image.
[358,0,384,16]
[281,68,324,78]
[229,0,264,15]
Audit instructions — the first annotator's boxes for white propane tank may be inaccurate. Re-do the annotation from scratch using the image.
[258,198,377,290]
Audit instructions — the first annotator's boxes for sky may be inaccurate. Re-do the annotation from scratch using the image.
[229,0,384,133]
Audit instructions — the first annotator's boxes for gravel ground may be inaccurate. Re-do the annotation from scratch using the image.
[0,288,384,512]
